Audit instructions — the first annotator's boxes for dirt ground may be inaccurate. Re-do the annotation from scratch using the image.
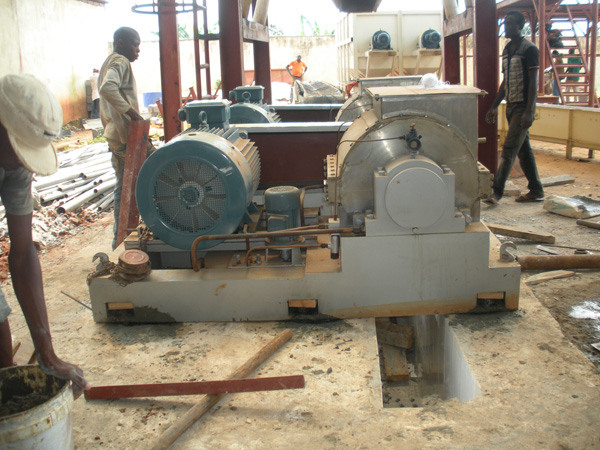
[480,141,600,370]
[2,139,600,448]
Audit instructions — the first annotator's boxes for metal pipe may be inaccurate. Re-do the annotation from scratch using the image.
[253,0,269,24]
[33,170,86,190]
[58,178,90,191]
[245,244,322,266]
[40,190,67,203]
[191,226,354,271]
[518,254,600,271]
[83,168,114,179]
[97,193,115,211]
[57,179,116,214]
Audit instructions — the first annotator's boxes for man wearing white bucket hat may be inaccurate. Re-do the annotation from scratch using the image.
[0,73,89,398]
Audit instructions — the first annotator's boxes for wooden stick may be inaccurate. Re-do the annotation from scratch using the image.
[116,119,150,248]
[85,375,305,400]
[485,223,556,244]
[61,290,92,310]
[149,329,293,450]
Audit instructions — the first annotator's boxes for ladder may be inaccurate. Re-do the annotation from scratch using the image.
[193,0,214,100]
[546,4,599,107]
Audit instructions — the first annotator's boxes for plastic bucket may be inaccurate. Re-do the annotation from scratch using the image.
[0,365,74,450]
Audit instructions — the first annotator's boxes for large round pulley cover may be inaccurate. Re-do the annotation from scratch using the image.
[136,132,255,250]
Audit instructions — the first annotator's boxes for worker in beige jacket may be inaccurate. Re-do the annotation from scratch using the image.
[99,26,145,250]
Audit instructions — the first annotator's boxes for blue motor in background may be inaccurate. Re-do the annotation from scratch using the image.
[136,127,261,250]
[371,30,392,50]
[228,86,281,125]
[419,29,442,49]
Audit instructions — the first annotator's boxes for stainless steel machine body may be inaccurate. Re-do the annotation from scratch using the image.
[335,76,422,122]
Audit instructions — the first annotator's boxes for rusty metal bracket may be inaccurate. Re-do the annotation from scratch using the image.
[499,242,517,263]
[93,252,110,271]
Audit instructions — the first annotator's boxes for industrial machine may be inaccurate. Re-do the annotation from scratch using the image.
[336,75,422,122]
[88,86,520,323]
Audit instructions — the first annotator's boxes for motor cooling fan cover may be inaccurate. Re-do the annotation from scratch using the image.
[136,133,254,250]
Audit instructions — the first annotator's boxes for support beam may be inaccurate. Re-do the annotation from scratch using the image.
[158,0,182,141]
[473,0,499,174]
[254,41,272,104]
[443,34,460,84]
[589,0,598,107]
[219,0,244,97]
[538,0,547,95]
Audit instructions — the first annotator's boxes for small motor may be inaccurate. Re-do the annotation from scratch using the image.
[418,29,442,49]
[264,186,301,242]
[372,30,392,50]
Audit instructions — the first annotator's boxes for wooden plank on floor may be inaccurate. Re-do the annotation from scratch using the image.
[381,345,410,382]
[486,223,556,244]
[541,175,575,187]
[375,320,414,349]
[525,270,575,285]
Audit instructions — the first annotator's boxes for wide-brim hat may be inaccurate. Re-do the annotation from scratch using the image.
[0,74,61,176]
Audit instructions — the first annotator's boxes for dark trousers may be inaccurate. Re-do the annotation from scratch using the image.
[91,99,100,119]
[493,103,544,199]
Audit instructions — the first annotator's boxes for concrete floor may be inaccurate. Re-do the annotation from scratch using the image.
[5,214,600,449]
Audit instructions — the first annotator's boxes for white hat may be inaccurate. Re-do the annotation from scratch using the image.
[0,74,61,176]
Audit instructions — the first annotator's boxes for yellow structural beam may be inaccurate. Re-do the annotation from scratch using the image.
[498,103,600,159]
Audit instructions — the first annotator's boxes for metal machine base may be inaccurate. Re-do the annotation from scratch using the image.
[89,222,519,323]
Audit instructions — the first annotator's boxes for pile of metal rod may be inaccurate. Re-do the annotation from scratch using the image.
[32,142,117,215]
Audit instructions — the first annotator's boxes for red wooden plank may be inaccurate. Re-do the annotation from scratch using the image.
[116,119,150,248]
[85,374,305,400]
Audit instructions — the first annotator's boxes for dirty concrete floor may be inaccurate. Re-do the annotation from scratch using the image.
[3,141,600,449]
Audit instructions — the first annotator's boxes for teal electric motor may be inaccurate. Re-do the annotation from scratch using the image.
[228,86,281,125]
[136,127,261,250]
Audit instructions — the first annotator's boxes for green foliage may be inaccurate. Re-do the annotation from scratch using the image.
[85,135,107,146]
[299,15,334,36]
[151,24,191,39]
[269,24,284,36]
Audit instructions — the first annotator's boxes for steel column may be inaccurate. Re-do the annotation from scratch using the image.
[219,0,244,98]
[158,0,182,141]
[254,42,272,104]
[539,0,546,94]
[193,0,202,98]
[443,34,460,84]
[589,0,598,107]
[473,0,499,173]
[252,0,272,103]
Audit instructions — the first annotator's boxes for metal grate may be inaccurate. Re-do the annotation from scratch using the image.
[153,159,226,234]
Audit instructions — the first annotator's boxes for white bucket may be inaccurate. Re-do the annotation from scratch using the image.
[0,365,74,450]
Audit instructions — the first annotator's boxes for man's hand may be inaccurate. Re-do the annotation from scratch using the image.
[485,107,498,124]
[126,108,144,122]
[520,110,534,128]
[38,353,90,399]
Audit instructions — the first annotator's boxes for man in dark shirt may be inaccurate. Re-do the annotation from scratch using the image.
[484,10,544,205]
